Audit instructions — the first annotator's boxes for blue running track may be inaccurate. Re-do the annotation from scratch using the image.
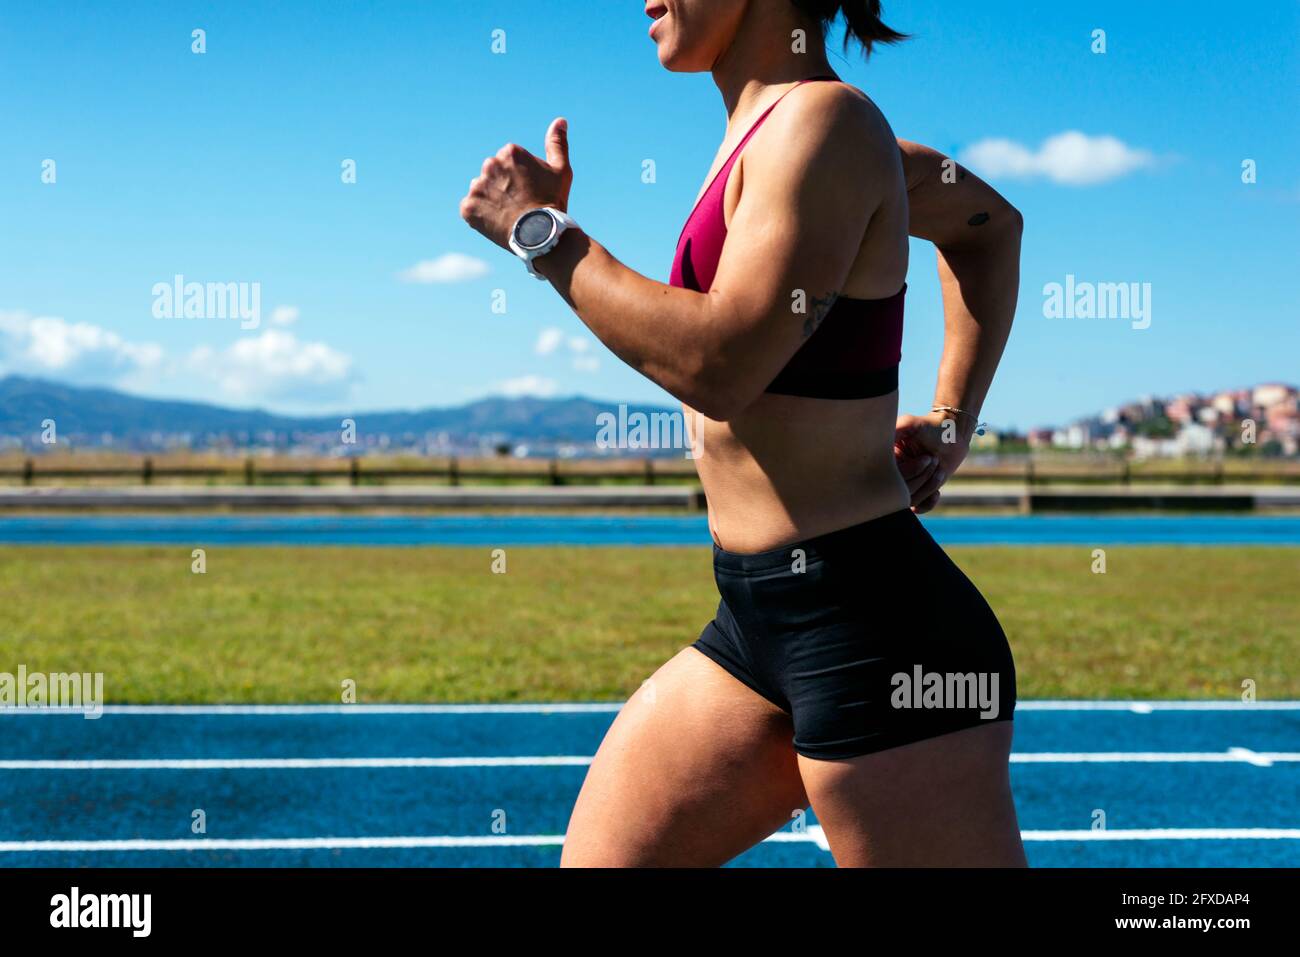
[3,514,1300,546]
[1,702,1296,867]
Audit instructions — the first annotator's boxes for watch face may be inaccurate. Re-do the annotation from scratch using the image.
[515,210,555,250]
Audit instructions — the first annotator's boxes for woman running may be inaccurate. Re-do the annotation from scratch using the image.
[460,0,1026,867]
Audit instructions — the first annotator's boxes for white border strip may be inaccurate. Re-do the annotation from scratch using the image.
[1,827,1297,853]
[1,700,1296,716]
[3,750,1297,771]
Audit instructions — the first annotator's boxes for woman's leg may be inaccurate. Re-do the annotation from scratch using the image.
[797,721,1027,867]
[561,647,808,867]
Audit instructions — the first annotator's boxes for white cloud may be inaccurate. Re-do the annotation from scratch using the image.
[535,327,564,355]
[567,337,598,371]
[269,305,300,326]
[1,307,357,409]
[495,374,557,398]
[960,131,1157,186]
[535,330,598,371]
[0,311,163,382]
[185,329,354,403]
[398,253,490,284]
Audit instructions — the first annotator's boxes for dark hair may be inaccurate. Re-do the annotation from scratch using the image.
[790,0,909,59]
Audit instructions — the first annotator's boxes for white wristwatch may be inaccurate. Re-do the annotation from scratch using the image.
[508,207,578,279]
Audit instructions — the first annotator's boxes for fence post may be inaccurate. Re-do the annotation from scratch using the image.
[244,458,255,486]
[142,457,153,485]
[448,456,459,487]
[350,457,361,486]
[1121,459,1130,485]
[549,459,561,486]
[644,458,655,485]
[22,458,34,486]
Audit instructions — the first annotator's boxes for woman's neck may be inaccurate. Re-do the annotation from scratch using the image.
[711,4,835,119]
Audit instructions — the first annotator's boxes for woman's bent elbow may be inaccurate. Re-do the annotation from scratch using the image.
[1007,203,1024,236]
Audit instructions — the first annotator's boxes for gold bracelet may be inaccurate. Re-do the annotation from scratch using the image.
[930,405,988,436]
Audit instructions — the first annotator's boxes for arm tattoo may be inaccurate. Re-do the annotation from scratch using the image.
[968,211,990,227]
[802,291,839,338]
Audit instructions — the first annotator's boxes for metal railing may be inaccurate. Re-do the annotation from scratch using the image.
[3,456,1298,487]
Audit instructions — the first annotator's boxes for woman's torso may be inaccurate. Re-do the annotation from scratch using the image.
[678,79,912,553]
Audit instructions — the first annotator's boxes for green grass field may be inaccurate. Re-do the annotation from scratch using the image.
[2,545,1295,702]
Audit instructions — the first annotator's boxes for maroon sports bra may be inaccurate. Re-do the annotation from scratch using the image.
[668,76,904,399]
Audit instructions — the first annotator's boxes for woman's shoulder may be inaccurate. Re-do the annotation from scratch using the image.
[758,79,900,174]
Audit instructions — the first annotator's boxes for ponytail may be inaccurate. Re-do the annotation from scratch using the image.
[791,0,909,59]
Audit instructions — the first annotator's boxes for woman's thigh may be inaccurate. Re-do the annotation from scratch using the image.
[561,647,808,867]
[797,721,1026,867]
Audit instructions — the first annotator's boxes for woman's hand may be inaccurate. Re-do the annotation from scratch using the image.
[460,117,574,250]
[894,411,973,514]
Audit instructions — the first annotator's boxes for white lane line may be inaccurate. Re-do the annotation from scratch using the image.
[0,756,594,770]
[1015,701,1300,712]
[2,751,1297,770]
[769,826,831,851]
[2,827,1296,853]
[1021,829,1300,842]
[0,704,623,716]
[1011,750,1300,766]
[0,836,567,852]
[1,700,1296,716]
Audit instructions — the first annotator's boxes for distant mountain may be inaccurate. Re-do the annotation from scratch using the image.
[0,376,677,453]
[0,376,295,437]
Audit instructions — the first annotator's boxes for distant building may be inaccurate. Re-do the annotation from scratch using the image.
[1176,422,1219,456]
[1254,383,1295,408]
[1132,423,1221,459]
[1053,423,1093,449]
[1026,428,1055,449]
[1211,391,1238,416]
[1165,395,1196,423]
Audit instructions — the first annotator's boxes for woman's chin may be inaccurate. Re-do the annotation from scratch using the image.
[656,44,708,73]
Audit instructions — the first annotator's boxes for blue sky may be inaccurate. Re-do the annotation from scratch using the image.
[1,0,1296,430]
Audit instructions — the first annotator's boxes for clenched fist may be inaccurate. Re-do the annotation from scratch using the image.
[460,117,574,250]
[894,410,974,513]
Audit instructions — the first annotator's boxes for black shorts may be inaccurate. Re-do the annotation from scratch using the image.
[693,508,1016,760]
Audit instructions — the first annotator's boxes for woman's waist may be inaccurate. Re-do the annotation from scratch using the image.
[698,456,911,553]
[689,395,908,551]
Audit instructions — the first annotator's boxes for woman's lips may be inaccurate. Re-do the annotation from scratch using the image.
[647,4,668,38]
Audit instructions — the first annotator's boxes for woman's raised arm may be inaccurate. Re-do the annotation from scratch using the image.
[893,139,1023,512]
